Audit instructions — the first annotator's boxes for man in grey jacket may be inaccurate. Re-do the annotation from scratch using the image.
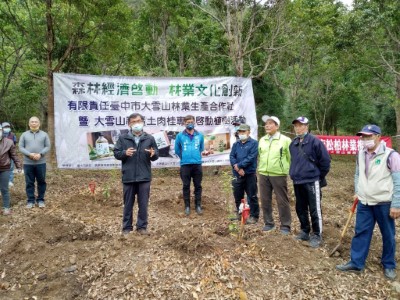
[114,113,159,235]
[19,116,51,209]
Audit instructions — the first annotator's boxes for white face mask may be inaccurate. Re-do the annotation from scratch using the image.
[239,134,248,141]
[131,123,144,132]
[0,130,2,140]
[3,128,10,133]
[362,139,375,149]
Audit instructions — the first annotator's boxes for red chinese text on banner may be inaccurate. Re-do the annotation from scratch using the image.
[317,136,392,155]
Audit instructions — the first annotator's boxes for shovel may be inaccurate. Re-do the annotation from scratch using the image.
[329,197,359,257]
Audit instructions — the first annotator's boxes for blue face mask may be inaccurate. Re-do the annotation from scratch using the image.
[131,123,144,132]
[234,126,240,132]
[186,123,194,130]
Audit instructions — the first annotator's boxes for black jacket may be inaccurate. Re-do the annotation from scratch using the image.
[113,132,159,183]
[289,133,331,184]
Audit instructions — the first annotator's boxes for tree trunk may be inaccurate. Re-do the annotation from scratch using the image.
[46,0,55,163]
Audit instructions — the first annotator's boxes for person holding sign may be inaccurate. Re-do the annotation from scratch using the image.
[114,113,159,235]
[175,115,208,216]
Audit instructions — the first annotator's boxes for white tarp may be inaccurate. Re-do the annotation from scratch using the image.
[53,73,257,169]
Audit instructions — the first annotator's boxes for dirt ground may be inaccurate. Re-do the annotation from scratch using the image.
[0,156,399,299]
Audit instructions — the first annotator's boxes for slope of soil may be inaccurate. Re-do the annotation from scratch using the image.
[0,156,399,299]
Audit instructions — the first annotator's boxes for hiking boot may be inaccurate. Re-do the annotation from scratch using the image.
[184,207,190,216]
[295,231,310,241]
[137,229,150,236]
[38,201,46,208]
[384,268,397,280]
[246,216,258,225]
[3,208,11,215]
[122,230,132,235]
[262,225,276,232]
[309,234,322,248]
[336,262,362,273]
[195,206,203,215]
[26,202,34,209]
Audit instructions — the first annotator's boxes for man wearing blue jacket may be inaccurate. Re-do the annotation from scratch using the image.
[175,115,207,216]
[230,124,259,224]
[289,116,330,248]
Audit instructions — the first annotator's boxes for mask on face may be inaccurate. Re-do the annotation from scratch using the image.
[239,134,248,141]
[186,124,194,130]
[234,126,240,132]
[131,123,144,132]
[362,139,375,150]
[0,130,2,140]
[3,128,10,134]
[296,133,307,139]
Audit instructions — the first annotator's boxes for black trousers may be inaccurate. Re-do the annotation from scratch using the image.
[180,164,203,208]
[232,173,260,219]
[122,181,151,232]
[293,181,322,236]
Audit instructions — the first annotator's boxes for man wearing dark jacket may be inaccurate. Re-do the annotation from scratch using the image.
[230,124,259,224]
[114,113,159,235]
[289,116,330,248]
[0,124,22,215]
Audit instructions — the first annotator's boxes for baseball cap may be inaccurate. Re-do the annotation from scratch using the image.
[261,115,280,126]
[1,122,10,127]
[292,116,309,125]
[237,124,250,131]
[356,124,381,136]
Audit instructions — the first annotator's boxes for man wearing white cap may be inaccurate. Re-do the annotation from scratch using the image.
[289,116,330,248]
[258,115,292,234]
[336,124,400,280]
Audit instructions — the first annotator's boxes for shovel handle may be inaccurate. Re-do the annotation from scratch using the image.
[340,198,359,239]
[350,197,359,213]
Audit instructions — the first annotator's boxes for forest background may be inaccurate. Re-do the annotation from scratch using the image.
[1,0,400,149]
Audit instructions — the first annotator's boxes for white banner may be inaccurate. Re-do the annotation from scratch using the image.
[54,73,257,169]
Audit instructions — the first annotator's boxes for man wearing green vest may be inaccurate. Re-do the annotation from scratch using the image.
[258,116,292,234]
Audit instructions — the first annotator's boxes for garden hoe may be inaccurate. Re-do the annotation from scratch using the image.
[329,197,359,257]
[238,198,250,241]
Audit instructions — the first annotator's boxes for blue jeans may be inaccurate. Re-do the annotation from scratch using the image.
[9,160,14,183]
[24,164,47,204]
[350,202,396,269]
[0,170,10,208]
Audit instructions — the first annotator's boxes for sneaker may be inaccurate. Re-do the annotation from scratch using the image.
[137,228,150,236]
[336,262,362,273]
[280,228,290,235]
[184,207,190,216]
[309,234,322,248]
[122,230,132,235]
[8,182,14,188]
[26,202,34,209]
[384,268,397,280]
[295,231,310,241]
[195,206,203,215]
[262,225,276,232]
[38,202,45,208]
[246,216,258,225]
[3,208,11,215]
